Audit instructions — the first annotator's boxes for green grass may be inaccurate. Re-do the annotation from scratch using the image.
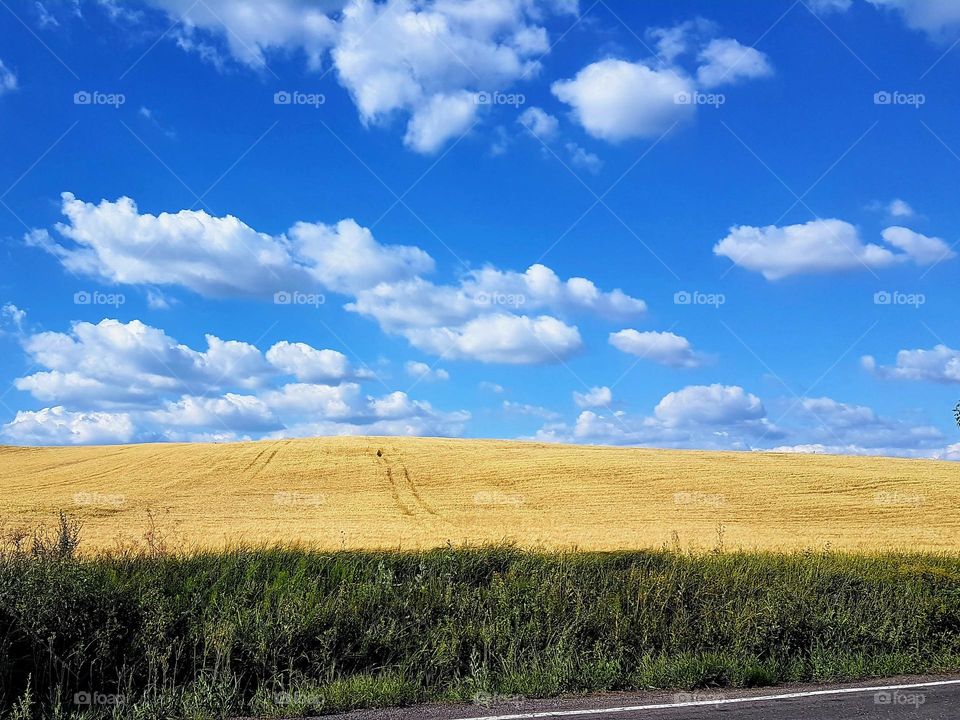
[2,520,960,718]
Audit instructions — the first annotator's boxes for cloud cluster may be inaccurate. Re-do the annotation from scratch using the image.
[138,0,342,70]
[31,194,646,365]
[551,19,772,142]
[535,383,777,450]
[2,318,467,445]
[333,0,577,152]
[714,219,955,279]
[532,384,949,458]
[863,344,960,383]
[771,396,945,457]
[133,0,576,153]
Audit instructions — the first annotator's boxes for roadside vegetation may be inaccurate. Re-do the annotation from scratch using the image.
[2,515,960,718]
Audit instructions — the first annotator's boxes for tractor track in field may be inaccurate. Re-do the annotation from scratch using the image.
[377,448,443,522]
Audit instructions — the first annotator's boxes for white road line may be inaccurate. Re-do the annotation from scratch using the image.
[456,678,960,720]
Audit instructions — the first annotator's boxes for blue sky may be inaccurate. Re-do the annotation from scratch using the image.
[0,0,958,456]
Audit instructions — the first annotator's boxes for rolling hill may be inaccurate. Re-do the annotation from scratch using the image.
[1,436,958,552]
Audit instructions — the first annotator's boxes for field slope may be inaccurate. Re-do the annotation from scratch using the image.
[1,436,958,552]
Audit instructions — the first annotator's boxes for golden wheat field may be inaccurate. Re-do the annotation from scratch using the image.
[1,436,959,553]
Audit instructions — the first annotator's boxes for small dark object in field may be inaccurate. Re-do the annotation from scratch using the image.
[377,449,382,457]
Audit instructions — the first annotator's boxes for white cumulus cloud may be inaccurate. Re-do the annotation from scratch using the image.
[552,59,694,142]
[30,195,640,366]
[3,406,134,445]
[609,329,705,368]
[2,318,468,445]
[573,385,611,409]
[552,20,771,142]
[862,345,960,383]
[403,313,581,364]
[713,219,953,279]
[696,38,773,88]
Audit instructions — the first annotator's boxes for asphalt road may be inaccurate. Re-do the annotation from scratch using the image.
[319,675,960,720]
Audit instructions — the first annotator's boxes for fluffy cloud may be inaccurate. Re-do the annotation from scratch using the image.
[888,198,915,218]
[401,91,479,153]
[552,21,771,142]
[16,319,312,407]
[2,318,467,445]
[862,345,960,383]
[1,303,25,332]
[136,0,341,70]
[403,313,581,364]
[291,218,434,294]
[149,393,281,432]
[405,360,450,382]
[609,329,705,368]
[31,195,641,365]
[713,219,954,279]
[14,319,370,407]
[867,0,960,38]
[518,106,559,140]
[28,193,430,299]
[16,319,272,407]
[654,384,766,426]
[695,38,773,88]
[880,226,955,265]
[552,59,694,142]
[25,194,303,297]
[3,407,134,445]
[537,383,776,450]
[331,0,573,152]
[348,263,643,362]
[573,385,611,409]
[103,1,578,152]
[531,385,950,459]
[266,341,372,382]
